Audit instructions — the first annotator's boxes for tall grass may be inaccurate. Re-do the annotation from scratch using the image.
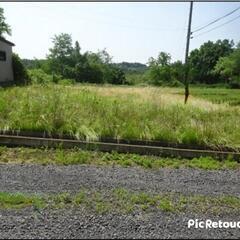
[0,84,239,148]
[184,86,240,106]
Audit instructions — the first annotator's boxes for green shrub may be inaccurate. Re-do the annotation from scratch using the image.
[229,76,240,89]
[28,69,61,84]
[12,53,29,85]
[58,79,75,85]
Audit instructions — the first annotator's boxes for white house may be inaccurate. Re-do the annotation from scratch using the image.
[0,37,15,85]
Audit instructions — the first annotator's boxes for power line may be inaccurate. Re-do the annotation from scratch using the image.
[192,6,240,33]
[192,13,240,38]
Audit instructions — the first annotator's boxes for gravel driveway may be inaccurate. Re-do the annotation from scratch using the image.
[0,164,239,196]
[0,164,239,239]
[0,208,239,239]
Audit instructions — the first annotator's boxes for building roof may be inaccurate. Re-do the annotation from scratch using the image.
[0,37,15,46]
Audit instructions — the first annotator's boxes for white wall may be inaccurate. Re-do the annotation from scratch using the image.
[0,40,14,83]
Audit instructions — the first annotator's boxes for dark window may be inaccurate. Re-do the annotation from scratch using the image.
[0,51,6,61]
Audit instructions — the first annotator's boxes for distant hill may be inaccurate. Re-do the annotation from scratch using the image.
[113,62,148,73]
[22,59,148,75]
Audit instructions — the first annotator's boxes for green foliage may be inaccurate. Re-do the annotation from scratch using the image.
[58,78,75,85]
[0,7,11,37]
[125,72,148,85]
[28,69,64,85]
[148,52,171,67]
[105,65,126,84]
[171,61,185,83]
[44,34,126,85]
[15,36,240,87]
[214,48,240,88]
[146,52,184,86]
[147,65,173,86]
[189,39,234,84]
[12,53,29,85]
[75,58,104,84]
[85,50,126,84]
[28,69,54,84]
[22,58,48,70]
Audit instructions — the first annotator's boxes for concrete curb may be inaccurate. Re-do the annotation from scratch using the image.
[0,130,237,152]
[0,134,239,161]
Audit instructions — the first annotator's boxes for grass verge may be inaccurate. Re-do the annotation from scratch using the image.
[0,189,239,216]
[0,146,239,170]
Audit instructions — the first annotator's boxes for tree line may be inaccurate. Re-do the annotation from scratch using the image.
[22,34,240,88]
[1,7,240,88]
[25,33,126,85]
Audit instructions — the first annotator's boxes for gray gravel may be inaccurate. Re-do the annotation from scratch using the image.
[0,164,239,239]
[0,164,239,196]
[0,208,239,239]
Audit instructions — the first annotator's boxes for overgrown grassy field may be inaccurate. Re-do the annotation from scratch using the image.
[0,84,239,149]
[189,87,240,106]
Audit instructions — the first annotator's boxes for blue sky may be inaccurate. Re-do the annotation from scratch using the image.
[1,2,240,63]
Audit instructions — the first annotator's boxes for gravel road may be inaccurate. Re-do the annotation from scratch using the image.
[0,164,239,196]
[0,164,239,239]
[0,208,239,239]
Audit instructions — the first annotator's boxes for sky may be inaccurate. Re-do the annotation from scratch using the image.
[1,2,240,64]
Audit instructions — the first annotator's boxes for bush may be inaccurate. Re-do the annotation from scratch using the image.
[58,79,75,85]
[75,62,104,84]
[28,69,61,84]
[147,65,173,86]
[12,53,29,85]
[125,73,148,85]
[229,77,240,89]
[106,66,126,85]
[167,79,183,87]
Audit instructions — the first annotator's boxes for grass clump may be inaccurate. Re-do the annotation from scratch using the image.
[158,197,175,212]
[0,192,45,209]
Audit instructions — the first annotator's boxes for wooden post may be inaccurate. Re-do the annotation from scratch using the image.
[184,1,193,104]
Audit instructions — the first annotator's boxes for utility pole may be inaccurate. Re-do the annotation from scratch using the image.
[184,1,193,104]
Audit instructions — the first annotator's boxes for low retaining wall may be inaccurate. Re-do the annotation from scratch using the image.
[0,134,239,161]
[0,130,237,152]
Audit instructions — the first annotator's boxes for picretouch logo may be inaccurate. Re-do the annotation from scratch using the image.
[188,219,240,229]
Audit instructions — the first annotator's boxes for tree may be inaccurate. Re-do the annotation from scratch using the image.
[171,60,185,83]
[97,49,112,65]
[157,52,171,66]
[189,39,234,84]
[43,34,126,85]
[236,41,240,49]
[0,7,11,37]
[107,65,126,85]
[147,52,173,85]
[214,48,240,87]
[84,49,125,84]
[148,52,171,67]
[47,33,74,76]
[72,41,81,62]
